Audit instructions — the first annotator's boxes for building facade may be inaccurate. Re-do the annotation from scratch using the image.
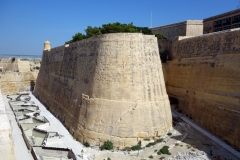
[203,8,240,33]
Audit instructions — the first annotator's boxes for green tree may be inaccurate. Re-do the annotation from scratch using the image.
[101,22,139,33]
[65,32,86,44]
[136,27,153,35]
[65,22,157,44]
[85,26,102,38]
[155,33,167,39]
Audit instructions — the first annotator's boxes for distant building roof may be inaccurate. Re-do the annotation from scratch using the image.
[204,8,240,21]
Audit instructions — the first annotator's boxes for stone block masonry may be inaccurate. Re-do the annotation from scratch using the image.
[33,33,172,147]
[164,28,240,150]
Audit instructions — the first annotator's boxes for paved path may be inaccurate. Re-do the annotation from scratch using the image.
[3,94,33,160]
[29,93,90,160]
[0,90,15,160]
[172,110,240,159]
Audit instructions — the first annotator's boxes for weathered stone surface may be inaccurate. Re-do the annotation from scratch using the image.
[34,33,172,146]
[151,20,203,39]
[0,72,38,95]
[0,58,39,95]
[163,29,240,150]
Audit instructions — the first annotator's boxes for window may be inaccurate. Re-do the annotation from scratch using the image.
[214,20,222,28]
[222,18,231,26]
[232,15,240,24]
[232,24,240,29]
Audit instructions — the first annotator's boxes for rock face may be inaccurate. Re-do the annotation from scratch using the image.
[164,29,240,150]
[33,33,172,146]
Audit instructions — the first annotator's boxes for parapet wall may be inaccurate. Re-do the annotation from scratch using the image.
[151,20,203,39]
[165,29,240,149]
[34,33,172,146]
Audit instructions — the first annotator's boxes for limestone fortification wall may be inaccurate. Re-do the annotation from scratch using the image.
[165,29,240,149]
[151,20,203,39]
[0,58,38,95]
[33,33,172,146]
[0,72,38,94]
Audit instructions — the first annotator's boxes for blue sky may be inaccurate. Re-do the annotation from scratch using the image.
[0,0,239,56]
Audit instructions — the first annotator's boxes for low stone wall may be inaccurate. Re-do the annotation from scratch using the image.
[0,72,38,95]
[165,29,240,150]
[34,33,172,147]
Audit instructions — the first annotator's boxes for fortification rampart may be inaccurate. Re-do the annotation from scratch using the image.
[0,58,38,94]
[33,33,172,147]
[151,20,203,39]
[164,29,240,150]
[0,72,38,94]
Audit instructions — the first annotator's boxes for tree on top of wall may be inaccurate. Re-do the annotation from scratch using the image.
[155,34,167,39]
[65,22,159,44]
[101,22,139,33]
[65,33,86,44]
[136,27,153,35]
[85,26,102,38]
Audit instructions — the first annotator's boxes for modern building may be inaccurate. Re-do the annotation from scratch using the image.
[203,8,240,33]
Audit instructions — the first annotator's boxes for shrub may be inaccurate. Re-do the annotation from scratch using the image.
[175,143,179,146]
[146,142,157,147]
[155,34,167,40]
[167,132,172,136]
[146,143,151,147]
[156,138,163,143]
[160,146,171,155]
[143,138,150,141]
[159,157,165,160]
[107,157,111,160]
[122,147,131,151]
[149,155,153,159]
[131,145,142,151]
[100,140,113,150]
[83,142,90,147]
[157,151,161,155]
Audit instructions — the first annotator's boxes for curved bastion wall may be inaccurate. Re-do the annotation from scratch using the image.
[33,33,172,146]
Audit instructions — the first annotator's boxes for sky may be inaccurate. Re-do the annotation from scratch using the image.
[0,0,239,56]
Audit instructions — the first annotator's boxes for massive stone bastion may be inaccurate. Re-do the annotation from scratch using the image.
[163,29,240,150]
[33,33,172,146]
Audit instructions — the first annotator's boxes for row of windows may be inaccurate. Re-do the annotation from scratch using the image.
[232,15,240,24]
[214,14,240,27]
[213,25,239,32]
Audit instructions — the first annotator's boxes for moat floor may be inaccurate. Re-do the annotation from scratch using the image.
[2,93,239,160]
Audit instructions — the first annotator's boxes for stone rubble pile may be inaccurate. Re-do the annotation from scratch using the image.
[166,151,210,160]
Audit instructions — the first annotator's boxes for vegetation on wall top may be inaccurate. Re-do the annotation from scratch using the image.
[65,22,166,44]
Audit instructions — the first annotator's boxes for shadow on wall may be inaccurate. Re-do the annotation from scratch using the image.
[30,80,35,92]
[169,97,178,105]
